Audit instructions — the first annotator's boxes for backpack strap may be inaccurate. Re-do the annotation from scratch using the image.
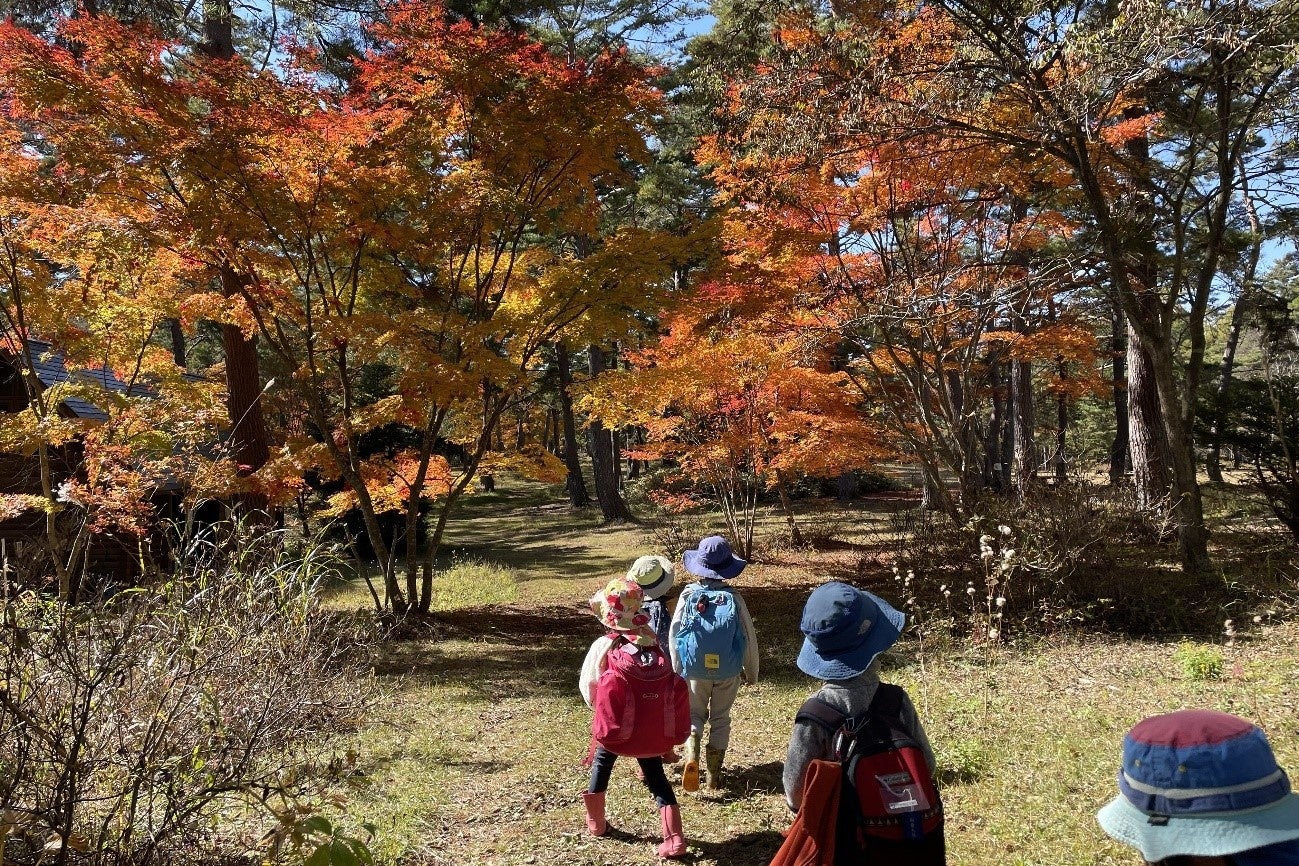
[866,682,905,724]
[795,684,906,736]
[794,696,848,734]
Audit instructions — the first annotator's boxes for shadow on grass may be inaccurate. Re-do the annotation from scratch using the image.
[372,603,595,704]
[723,760,784,797]
[688,829,785,865]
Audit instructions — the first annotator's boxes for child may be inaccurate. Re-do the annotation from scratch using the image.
[627,554,675,650]
[578,577,688,858]
[1096,709,1299,866]
[628,554,680,763]
[782,581,936,808]
[782,581,942,865]
[668,535,759,792]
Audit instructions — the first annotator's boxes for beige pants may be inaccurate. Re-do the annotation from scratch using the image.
[687,675,741,752]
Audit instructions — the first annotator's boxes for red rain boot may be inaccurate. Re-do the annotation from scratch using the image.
[656,804,686,858]
[582,791,607,836]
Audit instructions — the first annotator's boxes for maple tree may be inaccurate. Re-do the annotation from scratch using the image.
[685,0,1299,573]
[587,265,894,555]
[0,102,221,599]
[0,3,683,612]
[691,30,1103,518]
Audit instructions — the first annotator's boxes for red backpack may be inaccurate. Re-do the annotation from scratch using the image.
[591,636,691,758]
[794,684,946,866]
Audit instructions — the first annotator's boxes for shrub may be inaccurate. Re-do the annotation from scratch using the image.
[645,508,725,562]
[0,524,374,865]
[1173,641,1224,681]
[935,737,991,786]
[870,482,1236,637]
[430,556,519,611]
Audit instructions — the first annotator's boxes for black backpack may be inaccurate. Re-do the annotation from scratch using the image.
[794,684,946,866]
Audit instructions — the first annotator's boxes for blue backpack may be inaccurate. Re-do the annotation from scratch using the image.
[675,585,746,680]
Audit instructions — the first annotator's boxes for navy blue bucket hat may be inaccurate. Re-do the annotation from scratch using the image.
[683,535,746,580]
[1097,709,1299,862]
[796,582,905,681]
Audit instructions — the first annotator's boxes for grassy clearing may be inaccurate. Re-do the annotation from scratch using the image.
[323,483,1299,866]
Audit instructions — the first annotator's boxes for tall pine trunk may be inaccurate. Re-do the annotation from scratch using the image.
[555,341,591,507]
[218,267,270,512]
[205,9,270,515]
[587,344,633,522]
[1208,167,1263,483]
[1127,323,1172,510]
[1109,304,1130,485]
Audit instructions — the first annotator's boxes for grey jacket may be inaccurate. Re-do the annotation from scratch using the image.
[782,669,936,811]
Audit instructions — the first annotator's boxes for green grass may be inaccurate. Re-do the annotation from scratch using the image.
[318,482,1299,866]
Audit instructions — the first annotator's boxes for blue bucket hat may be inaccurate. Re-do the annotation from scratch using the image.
[1096,709,1299,863]
[682,536,746,580]
[796,582,905,681]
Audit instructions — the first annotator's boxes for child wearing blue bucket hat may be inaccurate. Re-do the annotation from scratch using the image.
[782,581,936,812]
[668,535,760,793]
[1097,709,1299,865]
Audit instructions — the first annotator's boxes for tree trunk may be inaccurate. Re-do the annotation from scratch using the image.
[1127,323,1172,510]
[555,341,591,507]
[218,269,270,510]
[204,8,270,516]
[1011,318,1036,499]
[775,470,802,545]
[1055,380,1068,483]
[1049,297,1068,483]
[1207,167,1263,483]
[587,344,633,522]
[1109,304,1130,485]
[1148,332,1213,573]
[626,426,642,479]
[168,319,186,368]
[948,369,982,506]
[544,406,558,454]
[1114,103,1210,571]
[984,351,1006,493]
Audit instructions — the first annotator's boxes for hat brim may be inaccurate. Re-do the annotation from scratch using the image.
[628,556,675,600]
[682,548,746,580]
[1097,792,1299,861]
[795,599,904,680]
[607,625,660,648]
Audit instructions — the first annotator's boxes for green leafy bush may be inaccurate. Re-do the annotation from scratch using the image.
[1173,641,1224,681]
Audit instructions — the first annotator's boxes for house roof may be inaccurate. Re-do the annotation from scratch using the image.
[25,339,138,421]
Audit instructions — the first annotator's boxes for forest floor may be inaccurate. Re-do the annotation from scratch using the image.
[322,477,1299,866]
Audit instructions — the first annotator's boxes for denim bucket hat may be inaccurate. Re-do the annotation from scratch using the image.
[682,535,746,580]
[626,554,674,601]
[796,582,905,681]
[1096,709,1299,862]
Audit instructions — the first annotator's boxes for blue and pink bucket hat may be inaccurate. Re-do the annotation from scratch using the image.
[1097,709,1299,863]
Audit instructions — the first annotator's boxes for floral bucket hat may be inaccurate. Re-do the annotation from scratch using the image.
[589,577,658,647]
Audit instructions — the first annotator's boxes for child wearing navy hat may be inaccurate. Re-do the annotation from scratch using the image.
[668,535,760,792]
[782,581,936,812]
[1097,709,1299,865]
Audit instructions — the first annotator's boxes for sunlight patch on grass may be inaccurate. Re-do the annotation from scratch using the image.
[431,557,520,611]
